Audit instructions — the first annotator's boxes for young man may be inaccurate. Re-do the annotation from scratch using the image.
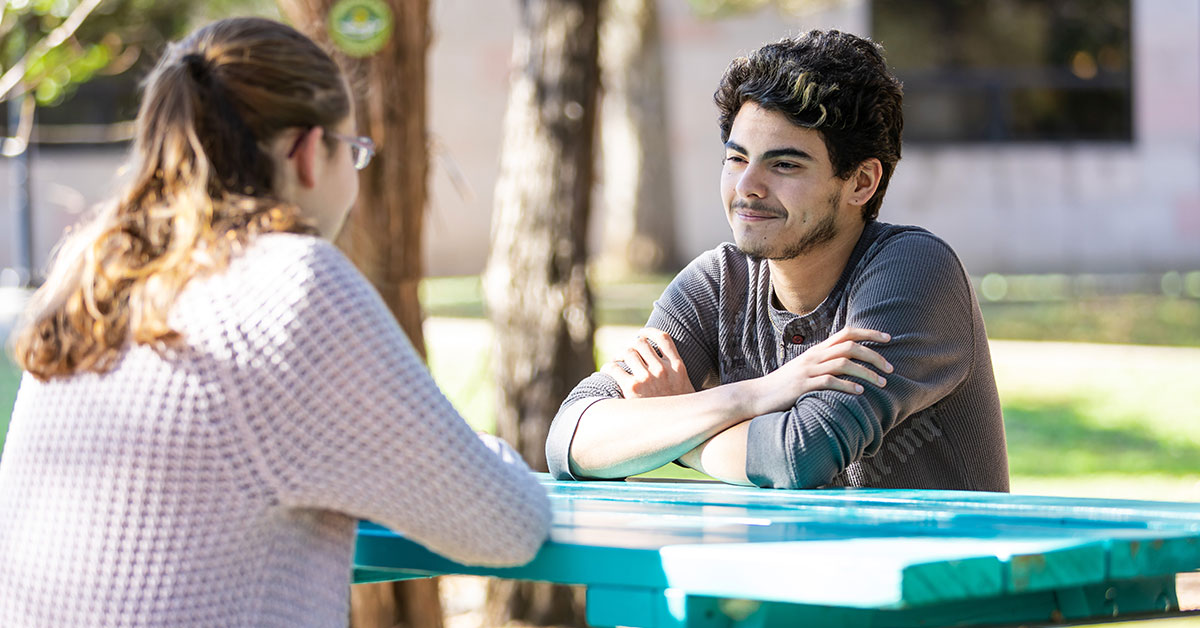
[546,30,1009,491]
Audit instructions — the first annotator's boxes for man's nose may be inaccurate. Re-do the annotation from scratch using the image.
[735,162,767,199]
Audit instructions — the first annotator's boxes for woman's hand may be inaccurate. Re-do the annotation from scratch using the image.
[754,327,893,414]
[600,328,694,399]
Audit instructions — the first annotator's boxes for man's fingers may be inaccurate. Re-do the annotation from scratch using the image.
[819,332,893,374]
[639,328,686,370]
[839,343,893,374]
[824,357,887,387]
[826,327,891,346]
[631,337,667,375]
[601,360,630,378]
[623,348,651,376]
[600,361,639,398]
[640,335,664,358]
[814,374,865,395]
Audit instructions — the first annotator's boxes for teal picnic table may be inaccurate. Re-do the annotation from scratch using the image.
[353,476,1200,627]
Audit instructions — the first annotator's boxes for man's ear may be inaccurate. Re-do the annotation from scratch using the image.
[847,158,883,207]
[290,127,325,189]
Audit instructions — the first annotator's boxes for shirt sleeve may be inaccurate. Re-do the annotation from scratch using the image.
[544,249,725,480]
[746,232,976,489]
[226,238,551,567]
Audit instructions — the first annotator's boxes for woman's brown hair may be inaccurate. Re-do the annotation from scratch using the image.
[13,17,350,380]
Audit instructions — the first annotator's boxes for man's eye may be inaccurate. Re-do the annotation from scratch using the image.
[723,155,746,164]
[775,162,800,170]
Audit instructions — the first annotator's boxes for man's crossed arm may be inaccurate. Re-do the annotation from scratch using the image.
[565,327,892,484]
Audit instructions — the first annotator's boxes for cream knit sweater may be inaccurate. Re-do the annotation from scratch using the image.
[0,233,551,627]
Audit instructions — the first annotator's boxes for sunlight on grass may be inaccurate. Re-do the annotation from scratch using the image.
[991,341,1200,494]
[419,320,1200,502]
[0,356,18,456]
[982,297,1200,346]
[4,276,1199,505]
[423,318,495,433]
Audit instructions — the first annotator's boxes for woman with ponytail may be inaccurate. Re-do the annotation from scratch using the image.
[0,17,549,627]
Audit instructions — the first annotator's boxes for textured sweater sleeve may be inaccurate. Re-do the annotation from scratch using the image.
[545,251,724,480]
[746,232,975,489]
[221,236,550,566]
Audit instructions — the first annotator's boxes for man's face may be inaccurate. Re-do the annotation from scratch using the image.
[721,101,849,261]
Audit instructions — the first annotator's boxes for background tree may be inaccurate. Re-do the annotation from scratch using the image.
[275,1,438,627]
[2,0,200,284]
[483,0,603,625]
[597,0,677,276]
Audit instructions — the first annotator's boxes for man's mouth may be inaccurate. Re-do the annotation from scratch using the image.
[732,202,785,221]
[736,212,780,221]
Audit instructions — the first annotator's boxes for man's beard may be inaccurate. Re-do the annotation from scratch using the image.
[734,191,840,261]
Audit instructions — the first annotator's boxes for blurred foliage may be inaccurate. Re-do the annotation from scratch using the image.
[3,0,185,107]
[1,0,279,109]
[686,0,843,19]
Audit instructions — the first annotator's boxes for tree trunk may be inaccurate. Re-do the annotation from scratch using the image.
[597,0,677,276]
[277,2,441,627]
[483,0,602,625]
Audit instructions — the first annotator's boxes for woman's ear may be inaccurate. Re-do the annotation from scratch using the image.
[289,126,325,189]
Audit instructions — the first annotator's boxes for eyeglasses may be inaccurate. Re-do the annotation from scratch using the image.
[327,131,376,170]
[287,128,376,170]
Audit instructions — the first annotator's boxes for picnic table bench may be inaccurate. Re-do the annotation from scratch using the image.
[353,475,1200,627]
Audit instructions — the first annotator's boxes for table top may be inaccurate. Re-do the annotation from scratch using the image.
[354,476,1200,626]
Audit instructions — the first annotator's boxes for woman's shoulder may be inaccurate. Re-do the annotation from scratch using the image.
[221,232,362,293]
[176,233,367,329]
[235,231,347,272]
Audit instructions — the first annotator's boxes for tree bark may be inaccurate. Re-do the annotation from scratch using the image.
[598,0,677,275]
[483,0,602,625]
[277,2,440,627]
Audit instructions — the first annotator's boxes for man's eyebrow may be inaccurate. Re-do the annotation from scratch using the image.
[763,147,815,162]
[723,141,815,162]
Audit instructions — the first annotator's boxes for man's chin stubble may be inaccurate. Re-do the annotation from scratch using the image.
[736,214,838,262]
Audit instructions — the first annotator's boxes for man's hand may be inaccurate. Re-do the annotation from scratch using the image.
[600,328,694,399]
[568,327,890,480]
[754,327,893,415]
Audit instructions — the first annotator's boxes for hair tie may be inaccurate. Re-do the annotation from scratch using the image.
[182,53,211,85]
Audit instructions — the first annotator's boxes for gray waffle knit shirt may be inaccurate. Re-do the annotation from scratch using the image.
[547,221,1010,491]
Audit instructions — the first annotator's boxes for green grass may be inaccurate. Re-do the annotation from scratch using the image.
[981,296,1200,346]
[431,325,1200,500]
[0,355,17,456]
[1005,396,1200,475]
[419,273,675,327]
[5,276,1200,494]
[423,275,1200,347]
[417,274,1200,501]
[5,280,1200,494]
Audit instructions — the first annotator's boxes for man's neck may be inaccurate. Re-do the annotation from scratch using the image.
[768,221,867,315]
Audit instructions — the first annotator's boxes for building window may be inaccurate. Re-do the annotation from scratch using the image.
[872,0,1132,143]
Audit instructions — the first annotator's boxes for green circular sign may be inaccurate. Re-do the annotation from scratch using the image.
[328,0,393,58]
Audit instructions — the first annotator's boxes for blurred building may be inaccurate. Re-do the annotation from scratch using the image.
[2,0,1197,279]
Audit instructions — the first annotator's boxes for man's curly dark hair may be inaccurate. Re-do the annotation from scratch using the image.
[714,30,903,222]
